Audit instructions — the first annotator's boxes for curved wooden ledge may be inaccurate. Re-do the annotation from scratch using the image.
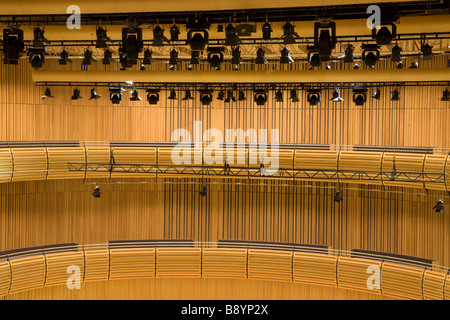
[0,241,449,300]
[0,142,448,192]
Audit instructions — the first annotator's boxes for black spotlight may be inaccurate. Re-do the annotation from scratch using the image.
[433,199,444,213]
[231,46,242,66]
[254,90,268,106]
[255,48,268,64]
[391,89,400,101]
[42,87,53,99]
[225,24,240,46]
[109,87,123,104]
[102,49,115,65]
[372,88,381,100]
[262,22,272,40]
[170,24,180,42]
[313,21,337,62]
[168,89,177,100]
[89,88,101,100]
[410,61,419,69]
[29,47,45,69]
[224,90,236,103]
[330,88,344,102]
[82,49,95,66]
[352,86,367,106]
[280,47,294,64]
[142,49,152,65]
[199,185,207,197]
[217,90,225,101]
[343,44,354,63]
[308,51,321,68]
[396,61,404,69]
[373,23,396,46]
[362,44,380,68]
[421,43,433,60]
[182,90,194,101]
[32,27,48,48]
[353,64,360,70]
[238,91,246,101]
[130,89,142,101]
[275,90,283,103]
[146,89,159,104]
[290,90,299,103]
[92,184,101,198]
[95,26,110,48]
[391,44,402,62]
[334,190,343,203]
[71,88,82,100]
[200,89,213,106]
[169,49,180,68]
[207,47,224,69]
[307,89,321,106]
[59,49,72,65]
[282,21,298,44]
[122,27,143,66]
[3,28,24,65]
[187,30,209,51]
[189,50,200,66]
[153,25,167,46]
[441,89,450,101]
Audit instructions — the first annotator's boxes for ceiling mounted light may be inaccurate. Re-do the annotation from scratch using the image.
[231,46,242,66]
[199,89,213,106]
[3,28,24,65]
[170,24,180,42]
[130,89,142,101]
[330,88,344,102]
[282,21,299,44]
[308,51,321,68]
[122,27,143,66]
[342,44,354,63]
[391,44,402,62]
[396,61,404,69]
[29,47,45,69]
[262,22,272,40]
[217,90,225,101]
[92,184,101,198]
[109,87,123,104]
[410,61,419,69]
[146,89,159,104]
[225,24,240,46]
[280,47,294,64]
[372,88,381,100]
[207,47,224,70]
[142,49,152,65]
[313,21,336,62]
[353,64,360,70]
[441,89,450,101]
[32,27,48,48]
[238,91,246,101]
[352,86,368,106]
[275,89,283,103]
[290,90,299,103]
[421,43,433,60]
[71,88,82,100]
[254,90,268,106]
[361,44,380,68]
[59,49,71,65]
[334,190,343,203]
[199,185,207,197]
[373,23,396,46]
[102,49,115,65]
[169,49,180,68]
[391,89,400,101]
[42,87,53,99]
[82,49,95,66]
[182,90,194,101]
[307,89,321,106]
[89,88,101,100]
[186,17,210,51]
[433,199,444,213]
[153,25,167,46]
[224,90,236,103]
[168,89,177,100]
[95,26,110,48]
[255,48,268,64]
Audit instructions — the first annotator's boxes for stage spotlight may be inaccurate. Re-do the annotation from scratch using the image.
[307,89,321,106]
[373,24,396,46]
[334,190,342,203]
[102,49,115,65]
[42,87,53,99]
[225,24,240,46]
[3,28,24,64]
[410,61,419,69]
[95,26,110,48]
[59,49,71,65]
[109,87,123,104]
[282,21,298,44]
[238,91,246,101]
[343,44,354,63]
[353,64,360,70]
[330,88,343,102]
[89,88,101,100]
[391,44,402,62]
[82,49,95,66]
[122,27,143,65]
[207,47,224,69]
[391,89,400,101]
[275,90,283,102]
[353,86,367,106]
[200,90,213,106]
[290,90,299,103]
[255,48,268,64]
[262,22,272,40]
[280,47,294,64]
[308,51,321,68]
[372,88,381,100]
[231,47,242,66]
[225,91,236,103]
[187,30,209,51]
[169,49,180,68]
[254,90,268,106]
[433,199,444,213]
[441,89,450,101]
[217,25,223,32]
[217,90,225,100]
[146,89,159,104]
[314,21,336,62]
[29,48,45,69]
[92,184,101,198]
[362,44,380,68]
[153,25,166,46]
[421,43,433,60]
[168,90,177,100]
[32,27,48,48]
[396,61,404,69]
[71,88,82,100]
[182,90,194,101]
[199,185,207,197]
[142,49,152,65]
[170,24,180,42]
[189,50,200,66]
[130,90,142,101]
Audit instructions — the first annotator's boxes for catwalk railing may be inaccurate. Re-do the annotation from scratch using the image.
[0,240,449,300]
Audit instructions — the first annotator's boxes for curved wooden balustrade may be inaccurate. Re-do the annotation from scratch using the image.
[0,141,449,191]
[0,241,449,300]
